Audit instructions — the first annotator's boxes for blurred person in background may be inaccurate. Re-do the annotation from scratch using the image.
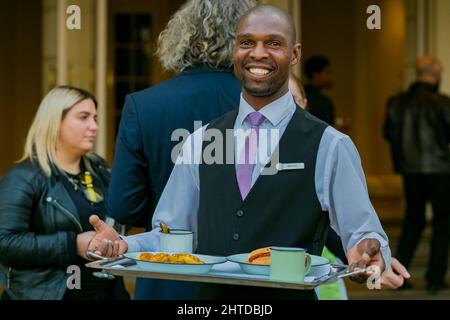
[0,86,129,300]
[289,74,308,108]
[384,55,450,293]
[303,55,335,126]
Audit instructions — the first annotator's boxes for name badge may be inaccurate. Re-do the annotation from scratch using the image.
[276,163,305,171]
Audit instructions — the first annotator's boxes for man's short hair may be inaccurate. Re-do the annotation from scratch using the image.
[415,55,441,78]
[304,56,330,80]
[238,5,297,45]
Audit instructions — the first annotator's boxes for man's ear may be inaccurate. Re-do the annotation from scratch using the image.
[291,43,302,66]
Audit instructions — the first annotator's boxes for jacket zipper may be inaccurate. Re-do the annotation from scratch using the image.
[46,197,83,233]
[7,267,12,289]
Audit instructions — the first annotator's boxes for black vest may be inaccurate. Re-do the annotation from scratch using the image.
[194,108,329,300]
[198,107,329,257]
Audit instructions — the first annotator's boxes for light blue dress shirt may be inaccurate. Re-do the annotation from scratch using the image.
[124,91,392,269]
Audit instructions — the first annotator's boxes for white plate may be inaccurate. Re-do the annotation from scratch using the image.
[226,253,330,277]
[124,252,226,275]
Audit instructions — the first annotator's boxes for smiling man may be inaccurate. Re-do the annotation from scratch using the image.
[93,5,399,299]
[233,6,298,108]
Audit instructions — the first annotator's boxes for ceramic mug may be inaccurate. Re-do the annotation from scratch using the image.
[269,247,312,283]
[159,229,193,253]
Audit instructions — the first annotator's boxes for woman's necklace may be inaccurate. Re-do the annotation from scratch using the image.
[65,172,81,191]
[64,170,103,203]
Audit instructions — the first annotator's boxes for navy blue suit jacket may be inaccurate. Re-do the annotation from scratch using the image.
[106,66,241,299]
[106,67,240,228]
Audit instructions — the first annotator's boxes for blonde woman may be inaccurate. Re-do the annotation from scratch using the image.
[0,86,129,300]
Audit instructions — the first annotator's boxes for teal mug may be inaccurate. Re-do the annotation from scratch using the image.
[269,247,311,283]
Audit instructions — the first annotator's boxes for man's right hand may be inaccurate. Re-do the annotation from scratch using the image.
[87,215,128,258]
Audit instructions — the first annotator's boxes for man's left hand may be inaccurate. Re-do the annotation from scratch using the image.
[380,257,410,289]
[346,238,385,283]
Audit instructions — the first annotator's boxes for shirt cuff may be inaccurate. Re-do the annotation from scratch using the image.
[357,232,392,274]
[380,245,392,275]
[122,231,160,253]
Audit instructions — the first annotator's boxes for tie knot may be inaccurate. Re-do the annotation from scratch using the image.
[246,112,266,128]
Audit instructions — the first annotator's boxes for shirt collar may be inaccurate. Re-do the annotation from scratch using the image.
[236,90,295,127]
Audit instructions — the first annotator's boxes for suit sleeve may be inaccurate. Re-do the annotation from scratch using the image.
[125,127,203,252]
[105,95,152,227]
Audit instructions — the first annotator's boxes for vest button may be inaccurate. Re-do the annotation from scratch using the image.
[236,210,244,217]
[233,233,240,241]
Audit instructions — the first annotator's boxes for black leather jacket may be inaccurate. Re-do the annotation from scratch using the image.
[384,82,450,174]
[0,154,111,299]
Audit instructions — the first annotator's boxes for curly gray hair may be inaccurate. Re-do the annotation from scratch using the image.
[156,0,256,73]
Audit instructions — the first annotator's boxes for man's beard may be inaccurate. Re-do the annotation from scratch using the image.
[242,78,277,97]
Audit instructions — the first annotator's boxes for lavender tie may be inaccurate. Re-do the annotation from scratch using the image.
[236,112,266,199]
